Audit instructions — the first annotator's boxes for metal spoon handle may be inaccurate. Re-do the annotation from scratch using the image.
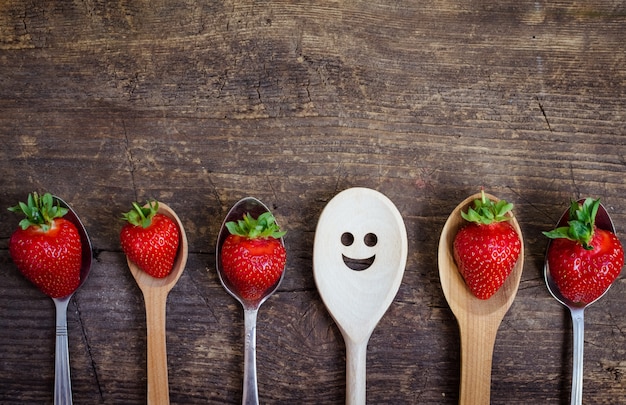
[54,297,73,405]
[570,308,585,405]
[243,308,260,405]
[345,338,367,405]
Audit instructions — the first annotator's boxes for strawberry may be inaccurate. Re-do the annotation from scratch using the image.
[220,211,287,302]
[453,190,522,300]
[120,200,180,278]
[543,198,624,305]
[8,192,82,298]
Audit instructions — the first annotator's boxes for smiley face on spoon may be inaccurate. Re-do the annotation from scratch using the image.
[340,231,378,271]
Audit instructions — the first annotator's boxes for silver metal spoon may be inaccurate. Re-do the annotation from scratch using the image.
[215,197,286,405]
[544,199,616,405]
[52,196,93,405]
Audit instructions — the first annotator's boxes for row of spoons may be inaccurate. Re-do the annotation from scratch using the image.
[45,189,617,405]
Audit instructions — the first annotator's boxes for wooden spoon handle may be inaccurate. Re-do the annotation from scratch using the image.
[345,339,367,405]
[143,290,170,405]
[458,322,498,405]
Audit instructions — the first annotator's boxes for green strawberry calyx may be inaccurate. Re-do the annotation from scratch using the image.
[8,192,68,232]
[122,200,159,228]
[226,212,286,239]
[461,189,514,225]
[542,198,600,251]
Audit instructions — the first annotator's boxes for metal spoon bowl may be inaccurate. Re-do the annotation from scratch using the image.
[544,199,616,405]
[215,197,286,405]
[52,196,93,405]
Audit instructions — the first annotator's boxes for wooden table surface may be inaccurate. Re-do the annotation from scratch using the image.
[1,1,626,404]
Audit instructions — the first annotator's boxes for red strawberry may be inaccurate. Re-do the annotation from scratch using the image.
[8,192,82,298]
[544,198,624,305]
[220,211,286,302]
[453,191,522,300]
[120,200,180,278]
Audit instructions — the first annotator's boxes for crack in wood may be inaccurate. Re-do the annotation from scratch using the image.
[121,120,139,201]
[73,297,104,400]
[536,97,553,132]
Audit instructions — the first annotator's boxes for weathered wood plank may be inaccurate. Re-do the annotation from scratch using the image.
[1,0,626,403]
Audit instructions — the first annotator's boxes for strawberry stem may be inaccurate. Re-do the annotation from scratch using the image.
[226,211,286,239]
[122,200,159,228]
[543,198,600,250]
[8,192,68,232]
[460,189,514,225]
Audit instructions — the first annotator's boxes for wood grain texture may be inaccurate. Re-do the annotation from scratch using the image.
[1,0,626,403]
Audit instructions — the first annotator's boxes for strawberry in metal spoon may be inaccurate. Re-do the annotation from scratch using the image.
[8,192,92,405]
[8,192,82,298]
[216,197,287,405]
[543,198,624,405]
[220,211,287,302]
[544,198,624,305]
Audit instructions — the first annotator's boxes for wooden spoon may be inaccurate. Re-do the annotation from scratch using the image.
[313,187,408,405]
[438,192,524,405]
[126,202,188,405]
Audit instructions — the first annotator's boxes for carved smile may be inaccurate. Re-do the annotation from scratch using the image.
[342,254,375,271]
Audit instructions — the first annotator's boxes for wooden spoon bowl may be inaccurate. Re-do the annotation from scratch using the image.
[126,202,188,405]
[438,192,524,405]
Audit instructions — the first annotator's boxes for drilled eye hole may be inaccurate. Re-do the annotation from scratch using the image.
[364,233,378,247]
[341,232,354,246]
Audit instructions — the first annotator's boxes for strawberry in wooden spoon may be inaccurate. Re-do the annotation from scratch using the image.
[120,200,180,278]
[453,190,522,300]
[8,192,82,298]
[544,198,624,305]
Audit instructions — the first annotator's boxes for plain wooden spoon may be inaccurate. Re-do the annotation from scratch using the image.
[438,192,524,405]
[313,187,407,405]
[126,202,188,405]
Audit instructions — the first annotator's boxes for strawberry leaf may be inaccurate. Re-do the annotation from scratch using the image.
[543,198,600,250]
[8,192,68,232]
[226,211,286,239]
[460,189,514,225]
[122,200,159,228]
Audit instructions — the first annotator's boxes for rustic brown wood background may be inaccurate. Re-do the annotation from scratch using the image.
[1,1,626,404]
